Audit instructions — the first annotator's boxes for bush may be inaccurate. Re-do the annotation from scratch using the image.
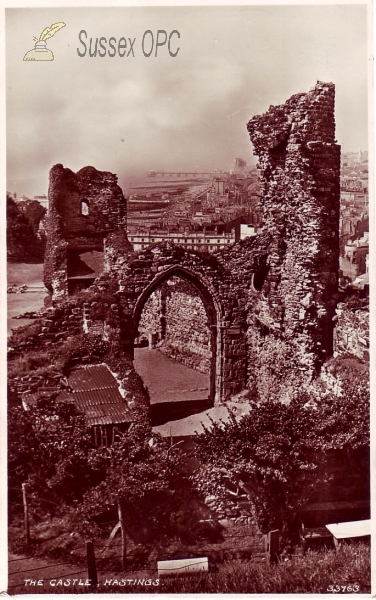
[194,373,369,548]
[8,349,54,379]
[8,321,42,347]
[8,396,96,512]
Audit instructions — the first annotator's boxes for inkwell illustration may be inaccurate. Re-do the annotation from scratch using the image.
[23,22,66,61]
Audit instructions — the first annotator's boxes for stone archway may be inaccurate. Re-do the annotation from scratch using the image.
[133,265,224,405]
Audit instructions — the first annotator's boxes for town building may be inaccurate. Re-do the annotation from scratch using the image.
[240,224,257,240]
[128,229,237,252]
[340,233,369,281]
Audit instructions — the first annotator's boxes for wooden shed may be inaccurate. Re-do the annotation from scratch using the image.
[58,364,133,445]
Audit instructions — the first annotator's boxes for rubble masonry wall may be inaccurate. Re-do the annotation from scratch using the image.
[246,82,340,400]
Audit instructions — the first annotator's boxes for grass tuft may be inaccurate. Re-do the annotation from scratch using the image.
[155,543,370,594]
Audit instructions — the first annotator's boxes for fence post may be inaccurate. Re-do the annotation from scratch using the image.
[86,540,98,588]
[118,497,127,570]
[22,483,30,548]
[266,529,280,563]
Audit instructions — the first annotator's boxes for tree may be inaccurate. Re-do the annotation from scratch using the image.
[9,395,195,563]
[194,368,369,549]
[310,360,370,479]
[77,416,192,566]
[6,195,44,261]
[194,396,320,546]
[8,395,98,512]
[17,199,46,237]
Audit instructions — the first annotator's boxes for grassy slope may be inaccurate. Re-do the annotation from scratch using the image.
[7,262,44,286]
[8,543,370,594]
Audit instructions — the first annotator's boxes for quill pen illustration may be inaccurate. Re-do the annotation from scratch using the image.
[38,22,66,41]
[24,22,66,61]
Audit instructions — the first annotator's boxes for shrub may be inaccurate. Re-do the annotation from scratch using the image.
[8,349,54,379]
[194,372,369,548]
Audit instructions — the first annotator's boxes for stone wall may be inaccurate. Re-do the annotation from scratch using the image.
[8,291,150,414]
[44,164,132,302]
[116,243,252,402]
[333,302,369,361]
[169,516,267,564]
[9,298,119,360]
[8,302,84,361]
[138,288,163,345]
[246,82,340,401]
[163,277,211,373]
[138,277,211,373]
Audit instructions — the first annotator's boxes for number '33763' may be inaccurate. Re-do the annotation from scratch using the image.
[327,584,360,593]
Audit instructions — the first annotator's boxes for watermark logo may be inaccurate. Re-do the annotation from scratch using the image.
[23,22,66,61]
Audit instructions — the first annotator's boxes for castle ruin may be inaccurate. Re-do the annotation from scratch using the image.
[43,82,340,403]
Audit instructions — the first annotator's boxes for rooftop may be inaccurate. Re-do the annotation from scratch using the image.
[152,399,252,439]
[58,364,132,427]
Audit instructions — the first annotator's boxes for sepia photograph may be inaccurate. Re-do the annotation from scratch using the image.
[5,2,371,595]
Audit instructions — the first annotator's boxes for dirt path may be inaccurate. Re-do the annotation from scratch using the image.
[7,553,88,594]
[7,553,158,594]
[134,348,210,404]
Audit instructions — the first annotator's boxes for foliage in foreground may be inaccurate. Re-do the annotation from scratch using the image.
[74,417,194,546]
[7,543,370,595]
[8,396,97,507]
[194,364,369,547]
[154,543,370,594]
[9,395,197,557]
[50,543,366,595]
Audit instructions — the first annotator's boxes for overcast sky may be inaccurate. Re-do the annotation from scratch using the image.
[6,4,369,197]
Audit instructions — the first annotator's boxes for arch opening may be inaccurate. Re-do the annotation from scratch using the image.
[132,267,222,425]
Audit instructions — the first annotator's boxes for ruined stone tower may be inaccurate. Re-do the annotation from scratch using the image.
[246,82,340,399]
[44,164,131,301]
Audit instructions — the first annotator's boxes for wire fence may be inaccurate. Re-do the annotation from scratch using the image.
[10,535,255,567]
[9,561,211,583]
[8,484,269,591]
[8,535,265,591]
[8,532,264,591]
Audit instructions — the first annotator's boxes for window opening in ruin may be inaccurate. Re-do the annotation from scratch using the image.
[133,274,214,427]
[81,200,89,216]
[252,262,270,293]
[269,135,289,170]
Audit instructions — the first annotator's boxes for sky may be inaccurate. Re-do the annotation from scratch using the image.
[6,4,369,197]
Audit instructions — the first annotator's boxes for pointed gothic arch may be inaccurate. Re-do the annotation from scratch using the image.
[133,265,224,404]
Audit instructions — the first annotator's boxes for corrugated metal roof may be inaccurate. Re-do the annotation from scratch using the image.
[57,390,74,401]
[57,364,132,426]
[74,388,125,406]
[82,404,132,426]
[68,364,119,390]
